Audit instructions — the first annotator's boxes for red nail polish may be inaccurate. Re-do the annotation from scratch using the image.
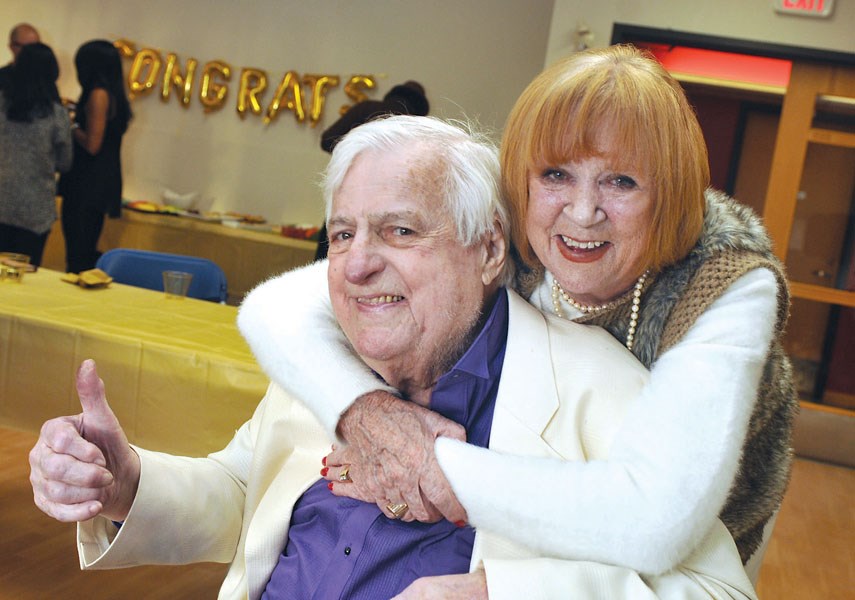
[320,467,329,476]
[328,482,334,490]
[322,456,327,466]
[454,520,466,528]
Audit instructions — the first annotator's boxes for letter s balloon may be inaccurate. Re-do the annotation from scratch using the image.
[340,75,375,115]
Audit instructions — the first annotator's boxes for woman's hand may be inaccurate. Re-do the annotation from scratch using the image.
[391,572,488,600]
[321,390,468,525]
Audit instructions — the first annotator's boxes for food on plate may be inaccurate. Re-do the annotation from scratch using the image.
[225,211,266,224]
[123,200,180,215]
[279,224,320,241]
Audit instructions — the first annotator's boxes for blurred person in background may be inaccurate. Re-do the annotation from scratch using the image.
[0,23,40,90]
[0,41,71,266]
[58,40,131,274]
[314,80,429,260]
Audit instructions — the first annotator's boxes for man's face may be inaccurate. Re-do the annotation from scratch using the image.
[327,146,498,394]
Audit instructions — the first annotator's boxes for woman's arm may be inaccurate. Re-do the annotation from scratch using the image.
[237,261,395,433]
[74,88,109,155]
[240,261,778,574]
[478,519,756,600]
[238,263,465,522]
[435,268,778,574]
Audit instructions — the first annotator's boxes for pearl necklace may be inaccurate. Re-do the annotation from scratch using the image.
[551,270,649,351]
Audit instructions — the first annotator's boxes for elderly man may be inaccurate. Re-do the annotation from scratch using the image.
[0,22,40,89]
[30,116,754,599]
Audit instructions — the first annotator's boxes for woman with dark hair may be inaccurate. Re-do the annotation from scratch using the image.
[0,42,71,265]
[59,39,132,273]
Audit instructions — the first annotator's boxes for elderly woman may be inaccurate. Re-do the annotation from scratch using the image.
[239,45,796,587]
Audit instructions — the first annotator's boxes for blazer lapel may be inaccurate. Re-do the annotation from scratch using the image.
[488,290,563,458]
[471,291,570,565]
[243,394,333,599]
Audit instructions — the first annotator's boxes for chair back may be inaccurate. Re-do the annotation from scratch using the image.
[96,249,228,303]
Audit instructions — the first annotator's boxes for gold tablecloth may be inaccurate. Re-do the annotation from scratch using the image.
[0,269,269,456]
[42,201,318,304]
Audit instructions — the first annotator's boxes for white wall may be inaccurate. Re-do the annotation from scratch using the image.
[3,1,852,227]
[546,0,855,65]
[0,0,554,225]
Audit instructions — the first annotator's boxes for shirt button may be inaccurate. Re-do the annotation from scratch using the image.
[344,546,351,556]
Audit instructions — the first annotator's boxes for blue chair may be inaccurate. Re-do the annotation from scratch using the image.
[96,249,228,303]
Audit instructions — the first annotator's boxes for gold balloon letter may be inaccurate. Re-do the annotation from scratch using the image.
[340,75,376,115]
[128,48,162,99]
[237,68,268,118]
[303,74,340,127]
[113,39,137,59]
[265,70,306,125]
[161,53,198,107]
[200,60,232,113]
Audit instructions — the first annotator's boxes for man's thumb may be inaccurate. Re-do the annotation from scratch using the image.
[76,359,112,419]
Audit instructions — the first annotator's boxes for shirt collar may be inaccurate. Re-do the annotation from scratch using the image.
[438,288,508,383]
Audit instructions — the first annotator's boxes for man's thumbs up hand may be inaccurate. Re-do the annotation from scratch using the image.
[29,360,140,523]
[77,358,119,442]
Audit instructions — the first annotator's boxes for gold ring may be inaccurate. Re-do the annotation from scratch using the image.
[338,465,351,482]
[386,502,409,519]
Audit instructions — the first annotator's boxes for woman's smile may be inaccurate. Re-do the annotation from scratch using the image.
[556,235,610,263]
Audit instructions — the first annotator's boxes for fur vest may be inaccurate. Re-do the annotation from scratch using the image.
[514,189,799,563]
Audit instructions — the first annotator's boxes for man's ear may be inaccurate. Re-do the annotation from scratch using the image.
[480,219,507,286]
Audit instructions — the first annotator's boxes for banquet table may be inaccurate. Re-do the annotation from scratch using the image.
[42,202,318,304]
[0,269,269,456]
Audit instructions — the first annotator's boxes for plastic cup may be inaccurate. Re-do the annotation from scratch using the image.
[0,253,31,283]
[162,270,193,299]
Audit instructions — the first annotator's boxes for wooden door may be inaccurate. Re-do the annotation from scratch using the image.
[763,61,855,408]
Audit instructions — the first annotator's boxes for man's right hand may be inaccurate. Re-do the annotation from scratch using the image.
[29,359,140,523]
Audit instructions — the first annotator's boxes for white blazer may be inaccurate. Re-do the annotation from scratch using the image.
[78,290,755,599]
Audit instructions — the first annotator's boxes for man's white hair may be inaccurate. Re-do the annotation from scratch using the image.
[322,115,509,281]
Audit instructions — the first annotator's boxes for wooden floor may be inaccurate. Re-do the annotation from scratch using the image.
[754,456,855,599]
[0,427,224,599]
[1,425,853,599]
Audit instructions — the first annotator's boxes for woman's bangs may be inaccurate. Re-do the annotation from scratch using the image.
[529,96,651,177]
[528,95,600,169]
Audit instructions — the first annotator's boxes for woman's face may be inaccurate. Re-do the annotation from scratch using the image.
[525,145,655,306]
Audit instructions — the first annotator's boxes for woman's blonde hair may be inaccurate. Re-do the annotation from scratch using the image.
[501,44,709,272]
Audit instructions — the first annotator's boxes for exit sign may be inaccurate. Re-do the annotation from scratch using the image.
[773,0,834,17]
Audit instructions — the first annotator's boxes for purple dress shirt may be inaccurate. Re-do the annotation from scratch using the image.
[261,290,509,599]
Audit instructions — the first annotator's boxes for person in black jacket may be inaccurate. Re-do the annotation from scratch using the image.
[314,80,429,259]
